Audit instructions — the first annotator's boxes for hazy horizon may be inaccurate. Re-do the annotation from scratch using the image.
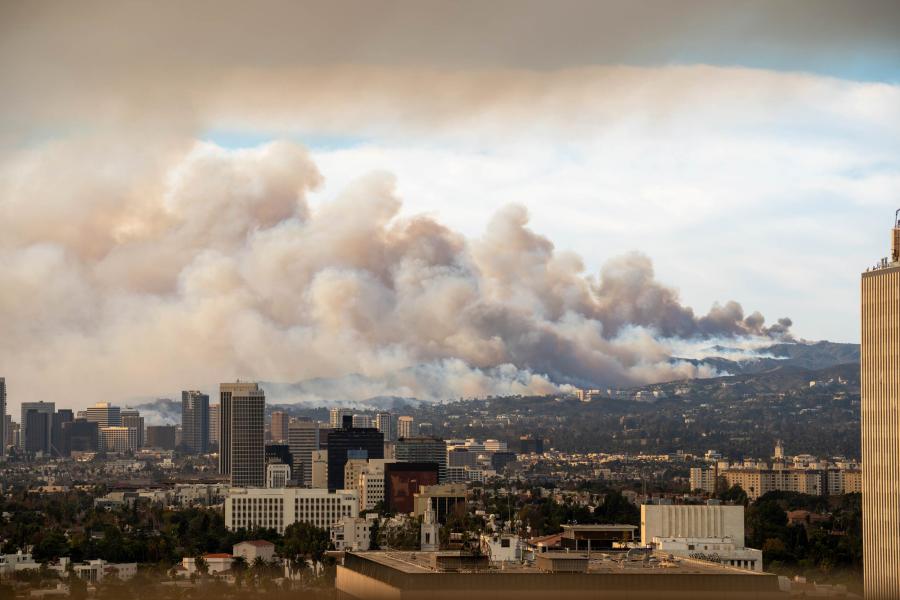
[2,1,898,413]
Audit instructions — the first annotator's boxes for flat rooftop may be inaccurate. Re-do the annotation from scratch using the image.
[350,551,766,576]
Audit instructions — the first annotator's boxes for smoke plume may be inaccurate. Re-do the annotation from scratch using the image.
[0,139,792,407]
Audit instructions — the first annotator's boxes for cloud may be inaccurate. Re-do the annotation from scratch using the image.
[0,139,792,410]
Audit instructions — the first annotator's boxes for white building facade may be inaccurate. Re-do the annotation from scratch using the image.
[225,487,358,534]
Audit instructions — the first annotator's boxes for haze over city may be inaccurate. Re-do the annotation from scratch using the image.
[4,3,900,600]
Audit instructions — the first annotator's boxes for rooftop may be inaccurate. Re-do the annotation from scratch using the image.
[348,551,767,576]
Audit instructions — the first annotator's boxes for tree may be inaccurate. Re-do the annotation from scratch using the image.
[279,522,330,579]
[194,554,208,576]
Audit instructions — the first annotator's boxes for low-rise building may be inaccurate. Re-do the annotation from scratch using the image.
[479,533,523,563]
[73,559,137,583]
[331,515,376,551]
[233,540,275,563]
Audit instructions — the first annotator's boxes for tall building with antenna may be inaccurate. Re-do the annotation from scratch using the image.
[861,209,900,599]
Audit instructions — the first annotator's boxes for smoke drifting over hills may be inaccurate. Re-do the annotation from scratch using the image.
[0,139,792,406]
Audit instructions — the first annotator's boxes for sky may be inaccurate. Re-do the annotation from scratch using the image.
[1,1,899,412]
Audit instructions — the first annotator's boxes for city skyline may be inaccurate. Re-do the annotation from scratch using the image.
[2,2,900,412]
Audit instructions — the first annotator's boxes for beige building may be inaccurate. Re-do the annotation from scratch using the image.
[722,467,825,500]
[861,216,900,599]
[690,466,717,494]
[311,449,328,488]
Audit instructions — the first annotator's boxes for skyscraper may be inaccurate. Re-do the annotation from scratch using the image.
[20,401,54,452]
[208,403,220,449]
[395,437,447,483]
[375,412,394,442]
[24,409,52,454]
[329,407,352,429]
[326,416,384,490]
[219,382,266,487]
[181,390,210,454]
[51,409,74,457]
[121,409,144,448]
[287,418,319,487]
[861,213,900,598]
[397,415,415,439]
[271,411,289,443]
[0,377,6,458]
[85,402,121,428]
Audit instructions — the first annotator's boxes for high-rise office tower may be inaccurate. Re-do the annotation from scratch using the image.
[375,412,394,442]
[352,414,373,429]
[51,409,74,457]
[271,411,289,443]
[100,426,138,453]
[181,390,210,454]
[397,416,415,439]
[85,402,121,428]
[208,404,220,449]
[24,409,52,454]
[20,401,54,451]
[120,409,144,448]
[146,425,177,450]
[395,437,447,483]
[861,213,900,599]
[287,418,319,487]
[326,416,384,490]
[61,419,99,454]
[0,377,6,458]
[329,408,352,429]
[219,382,266,487]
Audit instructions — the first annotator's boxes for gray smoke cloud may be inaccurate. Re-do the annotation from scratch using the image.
[0,138,791,408]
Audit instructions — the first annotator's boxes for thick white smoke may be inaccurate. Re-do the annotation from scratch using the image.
[0,139,791,408]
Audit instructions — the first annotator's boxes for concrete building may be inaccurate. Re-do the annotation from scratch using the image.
[336,551,783,600]
[690,466,717,494]
[641,504,745,542]
[85,402,120,428]
[479,533,523,563]
[20,401,54,452]
[641,504,762,572]
[861,214,900,599]
[73,559,137,583]
[722,467,826,500]
[270,411,289,443]
[225,487,358,533]
[99,426,138,453]
[120,410,144,448]
[331,515,376,551]
[397,415,415,439]
[181,554,233,576]
[413,483,468,523]
[181,390,209,454]
[266,463,292,488]
[233,540,275,563]
[375,412,394,442]
[311,449,328,488]
[219,381,266,488]
[396,437,447,483]
[287,418,319,487]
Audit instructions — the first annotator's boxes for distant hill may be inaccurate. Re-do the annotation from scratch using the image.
[675,340,859,377]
